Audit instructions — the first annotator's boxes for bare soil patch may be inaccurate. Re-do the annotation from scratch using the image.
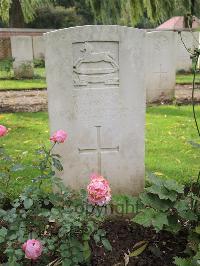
[0,89,47,112]
[90,217,188,266]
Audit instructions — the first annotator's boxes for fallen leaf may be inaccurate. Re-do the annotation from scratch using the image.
[129,241,148,257]
[154,172,164,176]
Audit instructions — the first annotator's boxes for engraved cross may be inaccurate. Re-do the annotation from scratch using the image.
[78,126,119,174]
[153,64,167,87]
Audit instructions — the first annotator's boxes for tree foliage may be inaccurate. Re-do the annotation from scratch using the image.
[86,0,175,26]
[28,6,89,29]
[0,0,52,26]
[28,0,93,28]
[86,0,200,27]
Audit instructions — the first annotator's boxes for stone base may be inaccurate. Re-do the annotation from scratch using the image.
[147,89,175,103]
[13,60,34,79]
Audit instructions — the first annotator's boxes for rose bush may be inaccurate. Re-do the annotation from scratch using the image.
[0,126,112,265]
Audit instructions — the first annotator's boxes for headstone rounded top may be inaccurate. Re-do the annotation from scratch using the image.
[45,25,143,37]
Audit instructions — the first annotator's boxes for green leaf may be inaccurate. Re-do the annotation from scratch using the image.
[140,192,172,211]
[179,209,197,221]
[174,257,192,266]
[93,233,101,244]
[167,215,181,233]
[174,200,189,212]
[62,258,73,266]
[147,172,163,185]
[133,208,168,232]
[0,226,7,243]
[175,200,197,221]
[102,238,112,251]
[82,234,90,241]
[23,198,33,209]
[133,208,155,227]
[147,173,184,194]
[195,226,200,234]
[129,241,148,257]
[152,212,168,232]
[164,179,184,194]
[146,185,177,202]
[52,157,63,171]
[83,241,91,261]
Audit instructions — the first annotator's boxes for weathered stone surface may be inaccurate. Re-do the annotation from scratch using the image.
[33,36,45,59]
[176,31,199,72]
[11,36,34,78]
[45,25,146,195]
[146,31,177,103]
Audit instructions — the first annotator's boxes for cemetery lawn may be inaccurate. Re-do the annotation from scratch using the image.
[0,79,46,90]
[0,68,200,89]
[0,105,200,197]
[0,67,46,90]
[176,73,200,84]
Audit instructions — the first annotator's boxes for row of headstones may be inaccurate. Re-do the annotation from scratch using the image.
[10,30,198,102]
[44,26,197,195]
[10,36,44,78]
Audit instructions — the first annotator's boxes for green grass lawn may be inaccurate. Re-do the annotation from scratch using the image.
[176,73,200,84]
[0,67,46,90]
[0,105,200,197]
[1,67,200,90]
[0,79,46,90]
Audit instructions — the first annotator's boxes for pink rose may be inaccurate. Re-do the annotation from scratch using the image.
[22,239,43,260]
[87,173,111,206]
[50,129,67,143]
[0,125,7,137]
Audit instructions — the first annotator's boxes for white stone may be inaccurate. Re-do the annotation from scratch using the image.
[33,36,45,59]
[145,31,177,103]
[176,31,199,72]
[11,36,34,78]
[45,25,146,195]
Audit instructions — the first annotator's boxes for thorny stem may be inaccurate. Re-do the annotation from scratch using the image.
[39,142,56,188]
[179,31,200,213]
[5,169,11,190]
[192,57,200,137]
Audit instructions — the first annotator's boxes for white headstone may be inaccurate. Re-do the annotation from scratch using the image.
[176,31,199,72]
[11,36,34,78]
[33,36,45,59]
[45,26,146,195]
[146,31,177,103]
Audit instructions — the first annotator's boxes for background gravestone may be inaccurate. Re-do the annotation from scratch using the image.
[33,36,45,60]
[45,25,146,195]
[11,36,34,78]
[176,31,199,72]
[146,31,177,103]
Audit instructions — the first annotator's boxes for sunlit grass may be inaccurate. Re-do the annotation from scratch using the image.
[0,105,200,197]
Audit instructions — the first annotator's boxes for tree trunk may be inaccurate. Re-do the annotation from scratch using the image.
[9,0,25,28]
[191,0,196,15]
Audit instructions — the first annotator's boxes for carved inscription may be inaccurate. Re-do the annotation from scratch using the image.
[73,41,119,88]
[78,126,119,174]
[153,63,168,89]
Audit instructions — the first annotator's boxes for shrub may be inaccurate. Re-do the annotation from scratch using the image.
[0,127,112,265]
[132,173,200,265]
[33,58,45,68]
[0,57,14,78]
